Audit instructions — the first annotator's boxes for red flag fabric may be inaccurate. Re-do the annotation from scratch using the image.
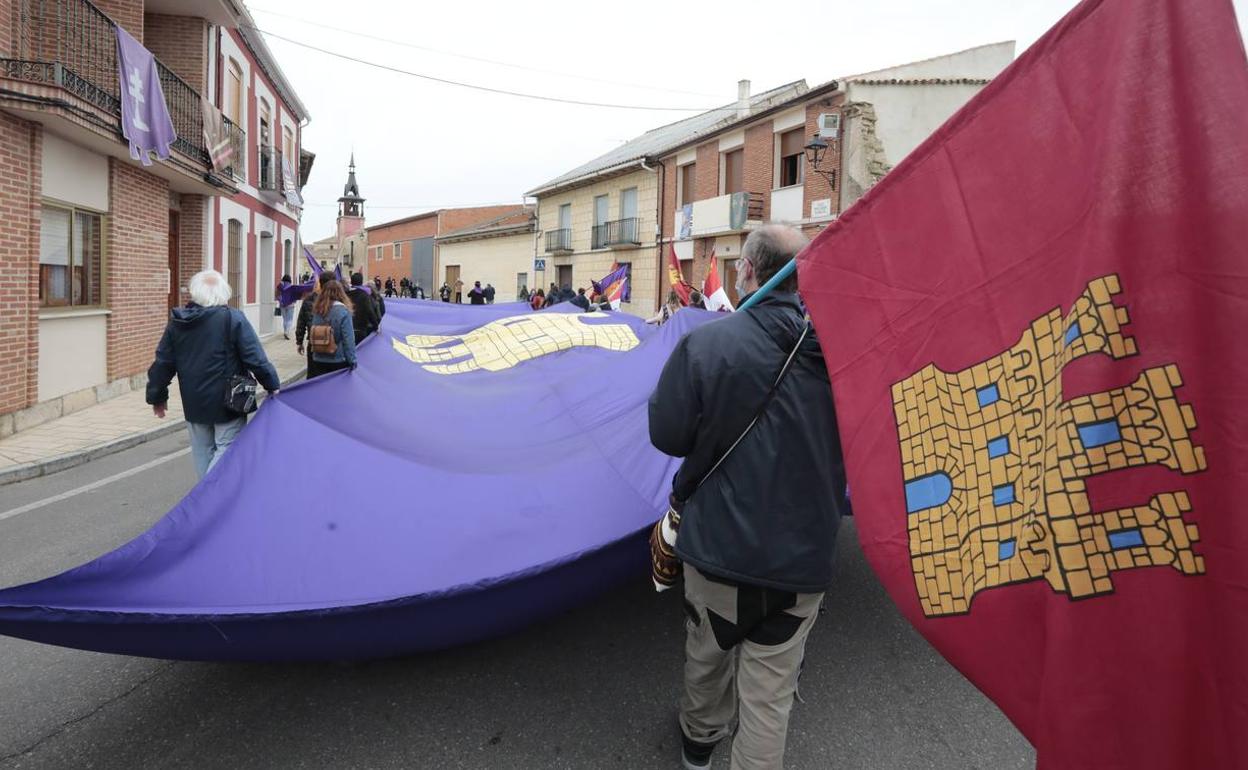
[666,245,693,306]
[798,0,1248,767]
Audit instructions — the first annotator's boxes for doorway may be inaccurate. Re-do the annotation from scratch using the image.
[445,264,461,302]
[557,264,573,291]
[167,211,180,310]
[259,233,275,335]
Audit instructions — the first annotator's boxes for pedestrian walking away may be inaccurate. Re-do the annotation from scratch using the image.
[276,273,296,339]
[484,283,496,304]
[347,272,380,343]
[469,280,486,305]
[648,225,850,770]
[307,279,358,379]
[146,270,280,478]
[297,272,335,369]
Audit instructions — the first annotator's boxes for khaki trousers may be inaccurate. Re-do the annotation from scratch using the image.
[680,565,824,770]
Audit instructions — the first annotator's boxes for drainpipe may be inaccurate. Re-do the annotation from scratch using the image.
[654,158,666,314]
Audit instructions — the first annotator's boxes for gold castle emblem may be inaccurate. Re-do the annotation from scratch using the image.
[892,275,1207,617]
[392,312,640,375]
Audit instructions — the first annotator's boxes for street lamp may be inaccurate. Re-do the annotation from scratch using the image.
[804,135,836,188]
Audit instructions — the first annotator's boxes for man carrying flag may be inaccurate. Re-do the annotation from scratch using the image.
[592,263,631,310]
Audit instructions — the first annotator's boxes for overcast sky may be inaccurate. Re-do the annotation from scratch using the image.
[250,0,1248,241]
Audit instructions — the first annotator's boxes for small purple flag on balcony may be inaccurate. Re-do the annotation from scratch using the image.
[115,25,176,166]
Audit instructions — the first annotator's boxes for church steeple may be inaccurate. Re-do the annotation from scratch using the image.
[338,153,364,219]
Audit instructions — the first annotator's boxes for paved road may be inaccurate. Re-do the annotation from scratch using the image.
[0,433,1033,769]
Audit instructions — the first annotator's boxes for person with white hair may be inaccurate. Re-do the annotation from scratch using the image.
[146,270,281,478]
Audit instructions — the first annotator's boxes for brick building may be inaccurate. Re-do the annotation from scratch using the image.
[661,43,1015,305]
[0,0,311,436]
[363,205,530,296]
[436,207,536,303]
[529,43,1014,315]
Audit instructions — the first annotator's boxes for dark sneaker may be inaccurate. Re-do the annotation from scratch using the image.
[681,733,717,769]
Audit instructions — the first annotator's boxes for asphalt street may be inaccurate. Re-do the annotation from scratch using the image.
[0,432,1034,769]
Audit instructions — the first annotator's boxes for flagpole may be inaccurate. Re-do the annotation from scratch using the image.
[736,257,797,311]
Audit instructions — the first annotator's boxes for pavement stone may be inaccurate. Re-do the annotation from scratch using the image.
[0,335,306,485]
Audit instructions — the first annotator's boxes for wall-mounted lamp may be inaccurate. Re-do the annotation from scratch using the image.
[804,135,836,189]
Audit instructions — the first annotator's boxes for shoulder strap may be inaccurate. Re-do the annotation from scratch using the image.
[695,319,810,490]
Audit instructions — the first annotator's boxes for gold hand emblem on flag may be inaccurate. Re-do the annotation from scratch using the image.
[392,312,640,375]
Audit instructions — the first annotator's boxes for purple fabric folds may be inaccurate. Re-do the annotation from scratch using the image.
[115,26,176,165]
[0,302,716,661]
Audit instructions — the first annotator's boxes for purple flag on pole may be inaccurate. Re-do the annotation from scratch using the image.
[115,26,176,166]
[304,247,323,276]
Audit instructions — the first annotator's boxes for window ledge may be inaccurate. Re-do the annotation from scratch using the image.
[39,307,111,320]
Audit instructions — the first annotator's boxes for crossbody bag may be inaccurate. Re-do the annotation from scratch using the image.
[220,311,259,415]
[650,320,811,591]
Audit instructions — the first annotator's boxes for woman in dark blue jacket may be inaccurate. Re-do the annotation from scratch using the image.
[307,279,357,379]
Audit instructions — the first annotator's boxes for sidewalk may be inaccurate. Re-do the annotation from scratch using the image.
[0,334,306,486]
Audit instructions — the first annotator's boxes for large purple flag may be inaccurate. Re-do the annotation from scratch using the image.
[0,301,717,661]
[115,26,176,166]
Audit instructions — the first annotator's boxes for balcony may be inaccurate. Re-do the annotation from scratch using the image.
[545,228,573,254]
[770,185,804,223]
[592,218,641,250]
[0,0,232,194]
[259,146,277,191]
[676,191,764,239]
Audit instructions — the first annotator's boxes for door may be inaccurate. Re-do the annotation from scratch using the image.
[258,233,275,334]
[167,211,179,310]
[446,264,461,300]
[724,258,740,305]
[557,264,574,291]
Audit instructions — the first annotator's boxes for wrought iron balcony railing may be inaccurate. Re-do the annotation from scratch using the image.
[222,116,245,180]
[4,0,212,168]
[259,146,277,191]
[545,228,573,253]
[597,217,641,248]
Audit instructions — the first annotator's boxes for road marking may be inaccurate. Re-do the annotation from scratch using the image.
[0,448,191,523]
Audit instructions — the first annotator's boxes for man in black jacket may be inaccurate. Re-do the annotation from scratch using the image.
[648,224,848,770]
[147,270,280,478]
[348,272,380,342]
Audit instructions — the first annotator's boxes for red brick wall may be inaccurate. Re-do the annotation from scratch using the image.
[437,205,525,235]
[143,13,207,92]
[0,114,40,415]
[744,123,774,221]
[694,143,718,200]
[178,194,204,304]
[95,0,144,42]
[802,98,843,235]
[660,159,677,240]
[106,160,169,380]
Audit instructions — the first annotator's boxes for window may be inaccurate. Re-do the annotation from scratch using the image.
[722,149,744,194]
[393,242,402,260]
[779,128,805,188]
[39,205,102,308]
[558,203,571,230]
[283,126,294,161]
[679,163,697,206]
[517,272,528,298]
[592,194,609,249]
[283,239,293,278]
[225,60,243,124]
[227,219,242,309]
[593,195,609,225]
[258,101,271,147]
[619,187,638,219]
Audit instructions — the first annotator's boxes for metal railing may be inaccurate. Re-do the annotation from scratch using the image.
[222,116,245,180]
[594,217,641,248]
[4,0,211,167]
[545,228,573,253]
[259,146,277,191]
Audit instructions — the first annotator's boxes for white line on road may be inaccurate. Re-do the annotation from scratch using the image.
[0,448,191,523]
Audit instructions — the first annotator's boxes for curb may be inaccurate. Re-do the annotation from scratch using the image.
[0,367,306,488]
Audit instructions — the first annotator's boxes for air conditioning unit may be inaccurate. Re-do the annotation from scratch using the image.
[817,113,840,138]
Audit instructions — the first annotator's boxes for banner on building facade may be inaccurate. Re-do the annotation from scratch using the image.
[798,0,1248,766]
[115,26,176,166]
[200,100,233,173]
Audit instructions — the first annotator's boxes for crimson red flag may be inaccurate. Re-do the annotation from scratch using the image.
[798,0,1248,767]
[666,245,693,306]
